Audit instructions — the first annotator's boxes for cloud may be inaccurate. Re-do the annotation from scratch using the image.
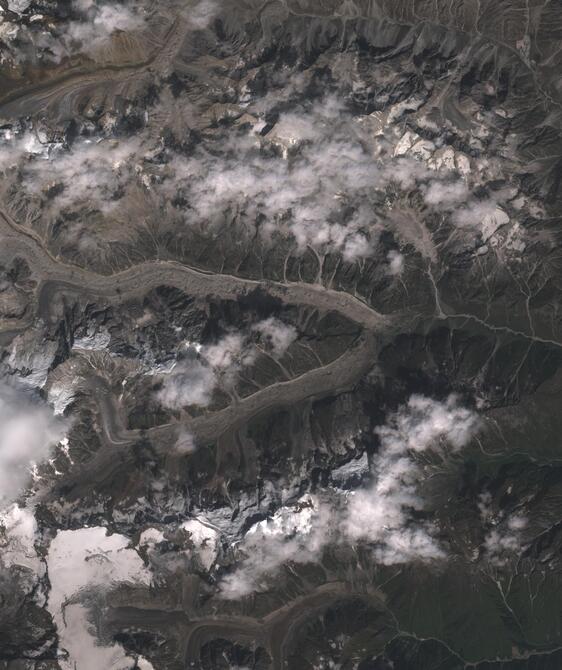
[156,318,299,413]
[269,110,322,145]
[0,130,50,171]
[342,395,478,564]
[483,516,527,567]
[478,491,528,566]
[2,86,500,265]
[343,233,373,262]
[186,0,218,29]
[198,331,256,391]
[0,380,67,506]
[165,97,427,259]
[201,332,253,372]
[423,180,469,206]
[252,317,297,357]
[54,1,145,60]
[381,156,435,189]
[220,494,333,599]
[3,85,523,271]
[156,358,216,409]
[23,138,142,210]
[344,486,445,564]
[374,394,479,454]
[452,199,502,228]
[163,92,488,261]
[68,4,143,44]
[387,249,404,275]
[220,395,480,596]
[0,1,145,64]
[156,332,258,409]
[0,132,145,250]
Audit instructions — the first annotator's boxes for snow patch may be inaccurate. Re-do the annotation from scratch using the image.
[47,526,152,670]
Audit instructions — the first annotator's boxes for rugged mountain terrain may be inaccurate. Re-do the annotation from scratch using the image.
[1,0,562,668]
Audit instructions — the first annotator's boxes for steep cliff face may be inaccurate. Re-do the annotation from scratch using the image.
[0,1,562,668]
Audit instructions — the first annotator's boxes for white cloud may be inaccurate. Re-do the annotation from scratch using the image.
[3,88,507,265]
[387,249,404,275]
[269,110,321,145]
[375,394,479,453]
[0,380,67,506]
[59,604,138,670]
[23,138,142,210]
[0,132,144,235]
[59,1,145,59]
[453,199,500,228]
[187,0,218,29]
[478,491,494,521]
[478,492,528,566]
[156,332,259,409]
[382,156,432,189]
[166,97,418,258]
[220,494,333,599]
[221,396,480,596]
[483,515,527,567]
[0,130,51,171]
[343,464,445,565]
[0,1,145,64]
[201,332,249,371]
[200,332,257,389]
[343,233,373,261]
[156,358,216,409]
[252,317,297,357]
[164,93,486,261]
[48,526,151,606]
[423,180,469,206]
[344,395,478,564]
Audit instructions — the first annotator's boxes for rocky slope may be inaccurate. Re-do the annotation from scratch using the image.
[0,0,562,668]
